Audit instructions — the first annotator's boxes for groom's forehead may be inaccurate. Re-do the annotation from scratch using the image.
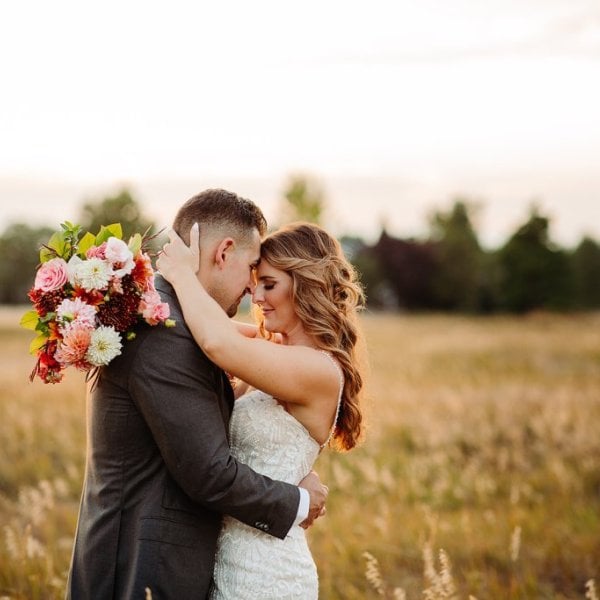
[236,231,261,264]
[248,228,262,254]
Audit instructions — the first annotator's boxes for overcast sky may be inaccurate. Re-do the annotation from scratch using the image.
[1,0,599,246]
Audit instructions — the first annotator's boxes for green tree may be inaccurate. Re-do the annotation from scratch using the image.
[571,236,600,308]
[278,174,326,226]
[0,224,54,304]
[79,188,156,241]
[497,207,572,312]
[428,199,486,311]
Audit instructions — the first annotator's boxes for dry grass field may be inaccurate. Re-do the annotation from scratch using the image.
[1,307,599,599]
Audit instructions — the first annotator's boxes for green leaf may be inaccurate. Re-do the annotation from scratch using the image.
[78,232,97,257]
[128,233,142,255]
[94,227,111,245]
[35,321,50,336]
[20,310,40,331]
[40,231,68,262]
[106,223,123,238]
[95,223,123,244]
[36,312,55,335]
[29,334,48,355]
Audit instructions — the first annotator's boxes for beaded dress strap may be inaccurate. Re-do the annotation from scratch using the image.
[319,350,344,449]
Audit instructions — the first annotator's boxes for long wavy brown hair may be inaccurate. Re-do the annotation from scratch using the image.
[256,222,366,451]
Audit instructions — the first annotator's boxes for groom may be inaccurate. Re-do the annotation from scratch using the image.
[66,189,327,599]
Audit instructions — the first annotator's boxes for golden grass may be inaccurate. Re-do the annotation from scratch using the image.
[1,309,599,598]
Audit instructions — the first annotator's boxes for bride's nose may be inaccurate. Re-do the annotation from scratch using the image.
[252,287,264,305]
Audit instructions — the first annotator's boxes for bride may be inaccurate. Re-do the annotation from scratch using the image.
[157,220,365,599]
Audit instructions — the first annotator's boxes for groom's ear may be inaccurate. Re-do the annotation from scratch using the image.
[214,237,235,269]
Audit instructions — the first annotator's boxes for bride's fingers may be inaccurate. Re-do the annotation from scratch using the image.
[166,228,179,243]
[160,242,172,256]
[165,226,199,257]
[189,222,200,255]
[165,228,188,248]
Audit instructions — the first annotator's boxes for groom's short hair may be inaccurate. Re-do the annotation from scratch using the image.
[173,189,267,246]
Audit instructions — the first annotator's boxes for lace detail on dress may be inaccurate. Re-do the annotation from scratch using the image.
[211,391,320,600]
[210,351,344,600]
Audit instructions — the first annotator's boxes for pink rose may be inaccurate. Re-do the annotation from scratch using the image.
[86,242,107,259]
[140,290,171,325]
[34,258,69,292]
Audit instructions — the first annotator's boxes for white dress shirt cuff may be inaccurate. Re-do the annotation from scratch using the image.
[293,488,310,527]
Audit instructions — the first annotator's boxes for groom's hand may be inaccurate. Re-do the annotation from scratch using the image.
[298,470,328,529]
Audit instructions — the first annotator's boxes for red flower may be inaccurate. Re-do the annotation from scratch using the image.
[96,275,141,332]
[35,341,64,383]
[72,287,105,306]
[28,287,68,317]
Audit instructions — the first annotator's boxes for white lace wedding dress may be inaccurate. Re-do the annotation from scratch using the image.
[211,353,343,600]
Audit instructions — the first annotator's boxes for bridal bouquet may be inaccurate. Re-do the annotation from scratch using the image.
[21,221,174,384]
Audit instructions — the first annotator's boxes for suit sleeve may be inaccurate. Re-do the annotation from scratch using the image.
[128,313,300,540]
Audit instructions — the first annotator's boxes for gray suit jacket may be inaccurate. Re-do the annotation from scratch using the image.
[66,277,299,599]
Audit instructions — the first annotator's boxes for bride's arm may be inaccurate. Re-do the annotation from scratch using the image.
[233,321,259,338]
[157,226,337,407]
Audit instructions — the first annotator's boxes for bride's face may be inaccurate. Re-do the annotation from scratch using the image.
[252,261,298,334]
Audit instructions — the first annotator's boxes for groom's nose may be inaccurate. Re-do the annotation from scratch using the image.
[246,276,256,295]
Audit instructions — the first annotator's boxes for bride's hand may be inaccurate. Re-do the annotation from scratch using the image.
[157,222,200,283]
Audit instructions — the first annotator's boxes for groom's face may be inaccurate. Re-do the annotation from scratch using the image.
[210,228,261,317]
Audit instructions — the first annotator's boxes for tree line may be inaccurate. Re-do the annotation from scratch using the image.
[347,201,600,312]
[1,182,599,312]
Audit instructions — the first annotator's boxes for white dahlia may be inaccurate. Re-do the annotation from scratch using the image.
[77,258,113,291]
[85,326,122,366]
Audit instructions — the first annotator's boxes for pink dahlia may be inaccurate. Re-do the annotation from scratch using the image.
[56,297,97,330]
[54,323,92,368]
